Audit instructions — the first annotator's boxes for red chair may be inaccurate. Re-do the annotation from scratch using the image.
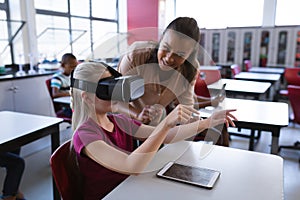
[50,140,83,200]
[287,85,300,124]
[278,68,300,98]
[194,76,210,98]
[230,64,241,78]
[244,60,252,72]
[194,69,221,98]
[46,78,72,124]
[200,69,221,85]
[284,67,300,86]
[278,85,300,155]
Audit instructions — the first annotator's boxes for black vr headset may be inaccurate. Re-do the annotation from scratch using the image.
[70,62,144,102]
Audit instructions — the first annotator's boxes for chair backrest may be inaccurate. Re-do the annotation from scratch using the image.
[287,85,300,124]
[244,60,252,72]
[284,68,300,86]
[230,64,241,77]
[45,78,53,99]
[199,69,221,85]
[46,78,72,123]
[194,71,211,98]
[50,140,83,200]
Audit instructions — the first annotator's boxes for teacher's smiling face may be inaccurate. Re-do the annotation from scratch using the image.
[157,30,195,71]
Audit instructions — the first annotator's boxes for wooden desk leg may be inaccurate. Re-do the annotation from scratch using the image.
[51,124,61,200]
[271,127,280,155]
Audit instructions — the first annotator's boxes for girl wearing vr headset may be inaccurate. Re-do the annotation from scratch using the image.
[70,62,236,199]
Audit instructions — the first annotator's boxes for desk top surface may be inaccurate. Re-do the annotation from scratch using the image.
[53,96,71,104]
[104,141,283,200]
[208,78,271,94]
[199,66,222,70]
[249,67,285,74]
[200,98,289,127]
[0,111,62,144]
[235,72,281,82]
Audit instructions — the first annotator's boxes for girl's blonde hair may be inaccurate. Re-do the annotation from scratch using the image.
[70,62,107,131]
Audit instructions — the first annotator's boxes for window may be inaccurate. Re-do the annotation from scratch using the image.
[0,1,25,65]
[275,0,300,26]
[70,0,89,17]
[35,0,119,61]
[92,0,117,20]
[34,0,68,13]
[175,0,264,28]
[36,14,70,61]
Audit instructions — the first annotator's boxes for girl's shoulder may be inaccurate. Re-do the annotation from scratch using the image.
[73,118,111,150]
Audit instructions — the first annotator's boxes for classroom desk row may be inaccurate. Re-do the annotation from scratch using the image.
[214,64,285,80]
[201,66,283,101]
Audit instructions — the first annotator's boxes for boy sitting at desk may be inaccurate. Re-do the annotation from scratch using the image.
[51,53,78,117]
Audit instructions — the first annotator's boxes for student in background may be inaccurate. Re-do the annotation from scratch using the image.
[51,53,78,117]
[51,53,78,98]
[0,149,25,200]
[70,62,236,199]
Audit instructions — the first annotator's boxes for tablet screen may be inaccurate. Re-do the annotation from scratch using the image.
[157,162,220,189]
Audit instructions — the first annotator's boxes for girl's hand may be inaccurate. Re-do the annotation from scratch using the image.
[207,109,237,128]
[137,105,152,124]
[165,104,200,128]
[137,104,165,124]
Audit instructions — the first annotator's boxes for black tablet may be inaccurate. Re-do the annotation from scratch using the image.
[156,162,220,189]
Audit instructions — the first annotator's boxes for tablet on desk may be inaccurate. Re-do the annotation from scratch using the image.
[156,162,220,189]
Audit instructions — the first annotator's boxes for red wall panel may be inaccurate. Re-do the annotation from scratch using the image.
[127,0,159,44]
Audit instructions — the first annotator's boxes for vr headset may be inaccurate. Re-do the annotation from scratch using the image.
[70,62,144,102]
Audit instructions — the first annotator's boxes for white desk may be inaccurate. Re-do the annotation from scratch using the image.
[0,111,63,200]
[207,78,271,100]
[234,72,281,83]
[249,67,285,74]
[104,141,284,200]
[249,67,285,84]
[199,66,222,70]
[53,96,71,105]
[200,98,289,153]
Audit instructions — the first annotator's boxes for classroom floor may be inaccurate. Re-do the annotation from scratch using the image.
[0,122,299,200]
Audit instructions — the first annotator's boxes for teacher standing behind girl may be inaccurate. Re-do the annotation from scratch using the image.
[117,17,201,125]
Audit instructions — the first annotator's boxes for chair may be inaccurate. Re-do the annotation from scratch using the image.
[276,68,300,100]
[230,64,241,78]
[194,69,221,97]
[200,69,222,85]
[278,85,300,158]
[194,77,211,98]
[284,68,300,86]
[244,60,252,72]
[46,78,72,124]
[50,140,83,200]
